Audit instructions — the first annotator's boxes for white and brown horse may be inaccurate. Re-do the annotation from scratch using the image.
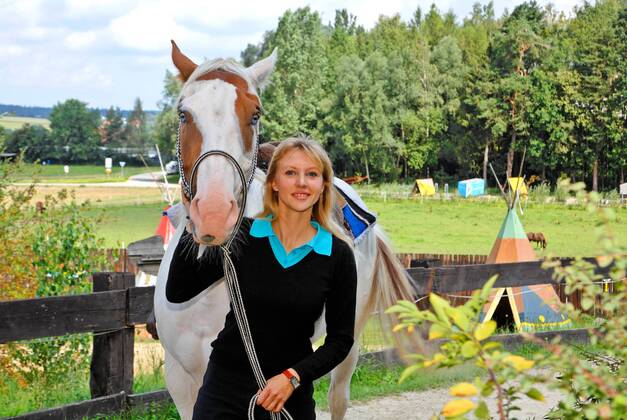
[155,41,415,420]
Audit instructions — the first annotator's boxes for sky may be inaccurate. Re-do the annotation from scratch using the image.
[0,0,583,111]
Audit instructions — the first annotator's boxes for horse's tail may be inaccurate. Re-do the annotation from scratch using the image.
[356,225,424,357]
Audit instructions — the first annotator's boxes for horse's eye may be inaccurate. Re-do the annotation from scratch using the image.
[179,111,187,124]
[251,113,260,126]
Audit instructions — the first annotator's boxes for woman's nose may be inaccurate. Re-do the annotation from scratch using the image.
[297,173,306,185]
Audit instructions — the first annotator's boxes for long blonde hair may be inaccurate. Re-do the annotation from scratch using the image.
[258,137,351,245]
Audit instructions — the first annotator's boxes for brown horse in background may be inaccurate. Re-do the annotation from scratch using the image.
[527,232,547,249]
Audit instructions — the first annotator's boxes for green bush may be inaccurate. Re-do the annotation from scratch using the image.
[0,158,108,386]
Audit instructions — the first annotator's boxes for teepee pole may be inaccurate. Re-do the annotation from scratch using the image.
[511,148,527,210]
[489,163,510,207]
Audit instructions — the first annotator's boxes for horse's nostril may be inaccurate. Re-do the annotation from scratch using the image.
[201,235,215,243]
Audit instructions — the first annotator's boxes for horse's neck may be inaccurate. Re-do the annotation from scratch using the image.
[244,169,266,218]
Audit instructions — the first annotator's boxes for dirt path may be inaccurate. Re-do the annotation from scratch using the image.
[315,382,563,419]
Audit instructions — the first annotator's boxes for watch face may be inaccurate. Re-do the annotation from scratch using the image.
[290,377,300,389]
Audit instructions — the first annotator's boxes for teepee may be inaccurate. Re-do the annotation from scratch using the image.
[481,159,570,331]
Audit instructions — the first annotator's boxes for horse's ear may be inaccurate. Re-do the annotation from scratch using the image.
[171,40,198,82]
[245,48,277,90]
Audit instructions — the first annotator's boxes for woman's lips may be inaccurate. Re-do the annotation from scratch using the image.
[292,192,310,200]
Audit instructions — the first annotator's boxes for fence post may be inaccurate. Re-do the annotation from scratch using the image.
[90,272,135,398]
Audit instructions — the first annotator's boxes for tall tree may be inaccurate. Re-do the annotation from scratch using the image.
[49,99,100,163]
[125,98,149,149]
[259,7,329,140]
[99,106,125,146]
[489,1,547,177]
[566,0,624,190]
[153,70,182,160]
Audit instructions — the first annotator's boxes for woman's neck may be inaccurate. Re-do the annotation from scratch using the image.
[271,210,316,254]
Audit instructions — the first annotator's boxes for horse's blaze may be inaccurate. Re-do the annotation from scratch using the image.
[178,70,260,244]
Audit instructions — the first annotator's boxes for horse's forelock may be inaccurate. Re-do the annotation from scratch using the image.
[182,58,258,99]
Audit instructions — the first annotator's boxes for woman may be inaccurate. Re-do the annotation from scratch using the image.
[166,137,358,419]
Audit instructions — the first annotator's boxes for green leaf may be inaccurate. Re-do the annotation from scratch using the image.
[430,293,452,326]
[474,401,489,419]
[461,341,479,358]
[399,364,421,383]
[428,323,449,340]
[481,381,494,397]
[480,275,498,301]
[526,388,545,402]
[448,307,470,330]
[474,320,497,341]
[581,297,594,310]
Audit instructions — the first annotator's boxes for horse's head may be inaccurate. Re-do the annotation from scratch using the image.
[171,40,277,246]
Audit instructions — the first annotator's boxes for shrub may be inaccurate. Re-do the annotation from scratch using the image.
[0,158,108,386]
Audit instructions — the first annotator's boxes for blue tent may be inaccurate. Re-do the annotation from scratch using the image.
[458,178,485,197]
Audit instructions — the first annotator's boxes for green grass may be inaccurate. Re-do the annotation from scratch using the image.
[88,202,166,248]
[313,360,482,411]
[13,164,161,183]
[93,196,626,255]
[366,197,626,256]
[0,115,50,130]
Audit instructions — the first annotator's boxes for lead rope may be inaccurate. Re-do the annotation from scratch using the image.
[183,124,292,420]
[217,160,293,420]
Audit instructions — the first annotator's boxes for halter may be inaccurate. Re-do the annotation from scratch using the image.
[175,111,293,420]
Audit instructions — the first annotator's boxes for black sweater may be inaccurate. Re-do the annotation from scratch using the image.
[166,218,358,384]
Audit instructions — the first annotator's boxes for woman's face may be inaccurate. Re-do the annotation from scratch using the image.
[271,149,324,216]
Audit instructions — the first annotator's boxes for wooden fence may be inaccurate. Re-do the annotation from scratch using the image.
[0,255,619,419]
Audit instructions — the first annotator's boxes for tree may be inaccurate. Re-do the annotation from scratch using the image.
[240,43,261,67]
[488,1,547,177]
[125,97,149,149]
[4,124,52,162]
[49,99,100,163]
[99,106,125,146]
[565,0,624,190]
[0,126,9,149]
[258,7,329,140]
[153,70,182,159]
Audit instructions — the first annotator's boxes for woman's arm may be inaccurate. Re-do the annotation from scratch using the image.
[290,241,358,383]
[165,232,225,303]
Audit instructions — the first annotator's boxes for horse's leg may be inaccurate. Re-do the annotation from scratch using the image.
[164,348,203,420]
[328,344,359,420]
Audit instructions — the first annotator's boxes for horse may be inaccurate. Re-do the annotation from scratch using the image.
[526,232,547,249]
[154,41,415,420]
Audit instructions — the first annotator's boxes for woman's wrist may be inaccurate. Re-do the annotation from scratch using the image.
[287,368,300,381]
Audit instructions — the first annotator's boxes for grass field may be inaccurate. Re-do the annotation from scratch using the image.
[80,191,625,255]
[0,115,50,130]
[12,163,161,183]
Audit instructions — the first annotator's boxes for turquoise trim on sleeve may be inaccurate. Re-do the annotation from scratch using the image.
[249,218,333,268]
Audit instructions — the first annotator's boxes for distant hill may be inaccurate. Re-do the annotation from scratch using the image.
[0,103,158,119]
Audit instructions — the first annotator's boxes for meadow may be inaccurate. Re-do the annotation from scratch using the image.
[13,163,161,183]
[0,115,50,130]
[76,187,626,257]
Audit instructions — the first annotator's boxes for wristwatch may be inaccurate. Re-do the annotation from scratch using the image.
[282,369,300,390]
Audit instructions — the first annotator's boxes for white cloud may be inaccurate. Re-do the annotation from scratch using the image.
[65,30,98,49]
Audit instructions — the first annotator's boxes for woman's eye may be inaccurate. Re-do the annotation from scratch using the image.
[307,172,320,177]
[285,170,296,176]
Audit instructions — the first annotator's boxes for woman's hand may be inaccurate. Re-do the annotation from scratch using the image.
[256,369,299,413]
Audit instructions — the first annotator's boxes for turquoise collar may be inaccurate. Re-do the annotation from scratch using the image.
[250,217,332,256]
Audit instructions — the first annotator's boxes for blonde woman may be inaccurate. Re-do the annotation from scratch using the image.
[166,137,357,419]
